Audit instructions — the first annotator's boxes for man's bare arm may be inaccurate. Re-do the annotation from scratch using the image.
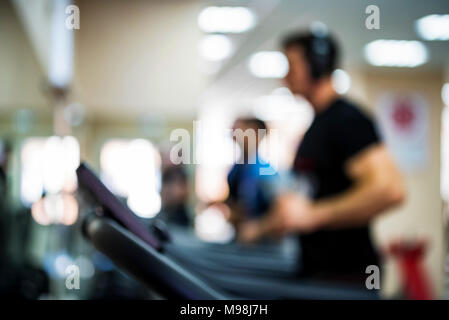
[312,143,406,229]
[239,144,406,242]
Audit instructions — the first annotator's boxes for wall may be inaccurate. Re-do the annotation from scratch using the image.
[73,0,206,121]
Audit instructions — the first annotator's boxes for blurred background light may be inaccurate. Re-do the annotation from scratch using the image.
[364,40,428,67]
[332,69,351,94]
[48,0,73,87]
[442,83,449,106]
[43,137,68,194]
[195,105,236,203]
[42,136,80,194]
[59,193,79,225]
[252,93,313,123]
[127,190,161,219]
[441,106,449,201]
[100,140,130,197]
[75,256,95,279]
[310,21,328,37]
[248,51,288,78]
[100,138,161,218]
[198,6,256,34]
[31,198,52,226]
[20,136,80,207]
[54,253,75,278]
[21,171,44,207]
[416,15,449,41]
[31,193,78,226]
[43,193,64,224]
[194,206,235,243]
[195,166,231,203]
[271,87,293,97]
[199,34,233,61]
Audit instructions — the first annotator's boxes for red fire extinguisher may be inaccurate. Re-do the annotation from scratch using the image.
[388,240,433,300]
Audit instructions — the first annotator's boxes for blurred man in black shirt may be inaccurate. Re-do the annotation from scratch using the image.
[240,30,405,283]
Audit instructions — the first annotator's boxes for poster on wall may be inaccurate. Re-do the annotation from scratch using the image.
[376,92,430,172]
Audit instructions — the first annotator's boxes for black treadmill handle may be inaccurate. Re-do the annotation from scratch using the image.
[84,215,227,300]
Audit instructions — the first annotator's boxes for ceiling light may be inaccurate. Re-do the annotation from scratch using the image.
[199,35,233,61]
[310,21,328,37]
[332,69,351,94]
[416,15,449,40]
[248,51,289,78]
[364,40,428,67]
[198,6,256,33]
[271,87,293,96]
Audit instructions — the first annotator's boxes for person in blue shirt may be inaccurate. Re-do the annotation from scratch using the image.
[226,117,278,230]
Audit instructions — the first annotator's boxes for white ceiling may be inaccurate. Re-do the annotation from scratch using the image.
[5,0,449,122]
[210,0,449,104]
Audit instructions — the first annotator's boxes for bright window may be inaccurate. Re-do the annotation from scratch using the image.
[21,136,80,226]
[100,139,161,218]
[21,136,80,206]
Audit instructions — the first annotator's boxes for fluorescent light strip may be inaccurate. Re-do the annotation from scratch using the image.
[416,15,449,41]
[198,6,257,34]
[364,40,428,68]
[248,51,288,78]
[198,35,233,61]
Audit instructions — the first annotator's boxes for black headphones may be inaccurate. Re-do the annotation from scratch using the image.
[282,28,337,81]
[306,33,334,80]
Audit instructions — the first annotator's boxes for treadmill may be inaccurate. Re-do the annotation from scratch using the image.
[76,162,379,300]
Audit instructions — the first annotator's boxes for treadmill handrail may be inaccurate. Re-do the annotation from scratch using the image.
[84,215,227,300]
[77,163,162,250]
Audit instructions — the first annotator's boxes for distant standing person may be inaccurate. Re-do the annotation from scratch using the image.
[158,165,191,227]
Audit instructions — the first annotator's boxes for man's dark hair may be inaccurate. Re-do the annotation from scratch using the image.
[282,31,339,80]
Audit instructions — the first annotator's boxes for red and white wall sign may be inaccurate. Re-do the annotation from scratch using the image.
[376,93,429,172]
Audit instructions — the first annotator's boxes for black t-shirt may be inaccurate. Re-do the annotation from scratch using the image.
[293,98,381,279]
